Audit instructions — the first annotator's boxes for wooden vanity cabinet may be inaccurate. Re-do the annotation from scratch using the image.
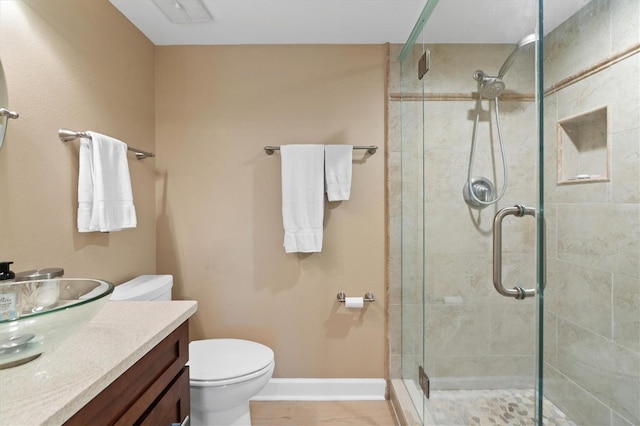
[65,321,190,426]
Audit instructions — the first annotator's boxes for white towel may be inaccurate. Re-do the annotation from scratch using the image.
[324,145,352,201]
[77,131,137,232]
[280,144,325,253]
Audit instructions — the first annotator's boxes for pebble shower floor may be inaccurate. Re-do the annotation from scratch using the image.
[424,389,576,426]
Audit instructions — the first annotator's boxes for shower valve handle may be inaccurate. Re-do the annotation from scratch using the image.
[492,205,537,300]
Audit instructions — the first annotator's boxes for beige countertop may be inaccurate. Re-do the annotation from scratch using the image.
[0,300,197,425]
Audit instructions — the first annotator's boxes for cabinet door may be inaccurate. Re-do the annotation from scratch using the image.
[67,322,189,426]
[139,367,190,426]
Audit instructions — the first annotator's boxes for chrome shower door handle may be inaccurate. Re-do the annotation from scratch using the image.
[492,204,536,300]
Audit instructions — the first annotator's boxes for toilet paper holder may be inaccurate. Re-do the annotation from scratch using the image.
[336,292,375,303]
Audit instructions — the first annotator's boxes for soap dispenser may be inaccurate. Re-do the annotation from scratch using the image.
[0,261,19,320]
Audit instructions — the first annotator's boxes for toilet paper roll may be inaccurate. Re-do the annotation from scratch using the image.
[344,296,364,309]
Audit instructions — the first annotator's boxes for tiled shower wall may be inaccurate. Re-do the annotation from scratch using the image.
[542,1,640,425]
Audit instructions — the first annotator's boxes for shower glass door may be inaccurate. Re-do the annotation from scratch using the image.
[398,0,544,423]
[420,1,541,422]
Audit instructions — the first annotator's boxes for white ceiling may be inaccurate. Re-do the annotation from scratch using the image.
[109,0,591,46]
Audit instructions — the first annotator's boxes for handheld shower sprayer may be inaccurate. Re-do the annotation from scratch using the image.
[463,33,536,209]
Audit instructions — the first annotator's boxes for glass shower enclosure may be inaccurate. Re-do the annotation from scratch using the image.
[390,0,639,424]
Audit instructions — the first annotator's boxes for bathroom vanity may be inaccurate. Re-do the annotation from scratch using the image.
[0,300,197,425]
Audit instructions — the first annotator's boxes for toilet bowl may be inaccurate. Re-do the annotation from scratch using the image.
[189,339,275,426]
[112,275,275,426]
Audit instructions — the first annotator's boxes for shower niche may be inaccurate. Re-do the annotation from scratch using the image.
[557,106,610,184]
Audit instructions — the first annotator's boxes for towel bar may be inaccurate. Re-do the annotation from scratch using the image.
[264,145,377,155]
[58,129,155,160]
[0,108,19,119]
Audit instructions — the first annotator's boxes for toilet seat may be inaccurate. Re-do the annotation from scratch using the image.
[189,339,274,387]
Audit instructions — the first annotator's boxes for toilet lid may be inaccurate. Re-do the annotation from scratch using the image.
[189,339,274,381]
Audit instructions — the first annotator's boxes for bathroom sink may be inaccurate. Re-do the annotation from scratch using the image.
[0,278,113,369]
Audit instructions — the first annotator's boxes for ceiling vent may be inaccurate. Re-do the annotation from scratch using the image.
[152,0,212,23]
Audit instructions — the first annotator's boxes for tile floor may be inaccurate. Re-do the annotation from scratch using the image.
[425,389,576,426]
[250,388,576,426]
[250,401,399,426]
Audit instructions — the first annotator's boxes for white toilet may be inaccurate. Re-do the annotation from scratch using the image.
[111,275,275,426]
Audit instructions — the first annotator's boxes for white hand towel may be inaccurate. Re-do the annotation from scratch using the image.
[77,131,137,232]
[280,144,325,253]
[324,145,352,201]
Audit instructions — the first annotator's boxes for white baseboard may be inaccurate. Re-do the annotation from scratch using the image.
[251,378,387,401]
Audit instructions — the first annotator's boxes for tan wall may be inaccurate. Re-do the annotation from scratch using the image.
[155,45,386,378]
[0,0,156,283]
[0,1,387,380]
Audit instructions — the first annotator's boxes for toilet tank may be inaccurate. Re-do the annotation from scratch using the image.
[110,275,173,301]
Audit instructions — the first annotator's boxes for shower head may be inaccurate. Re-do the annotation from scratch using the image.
[473,71,505,99]
[498,33,537,79]
[480,77,506,99]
